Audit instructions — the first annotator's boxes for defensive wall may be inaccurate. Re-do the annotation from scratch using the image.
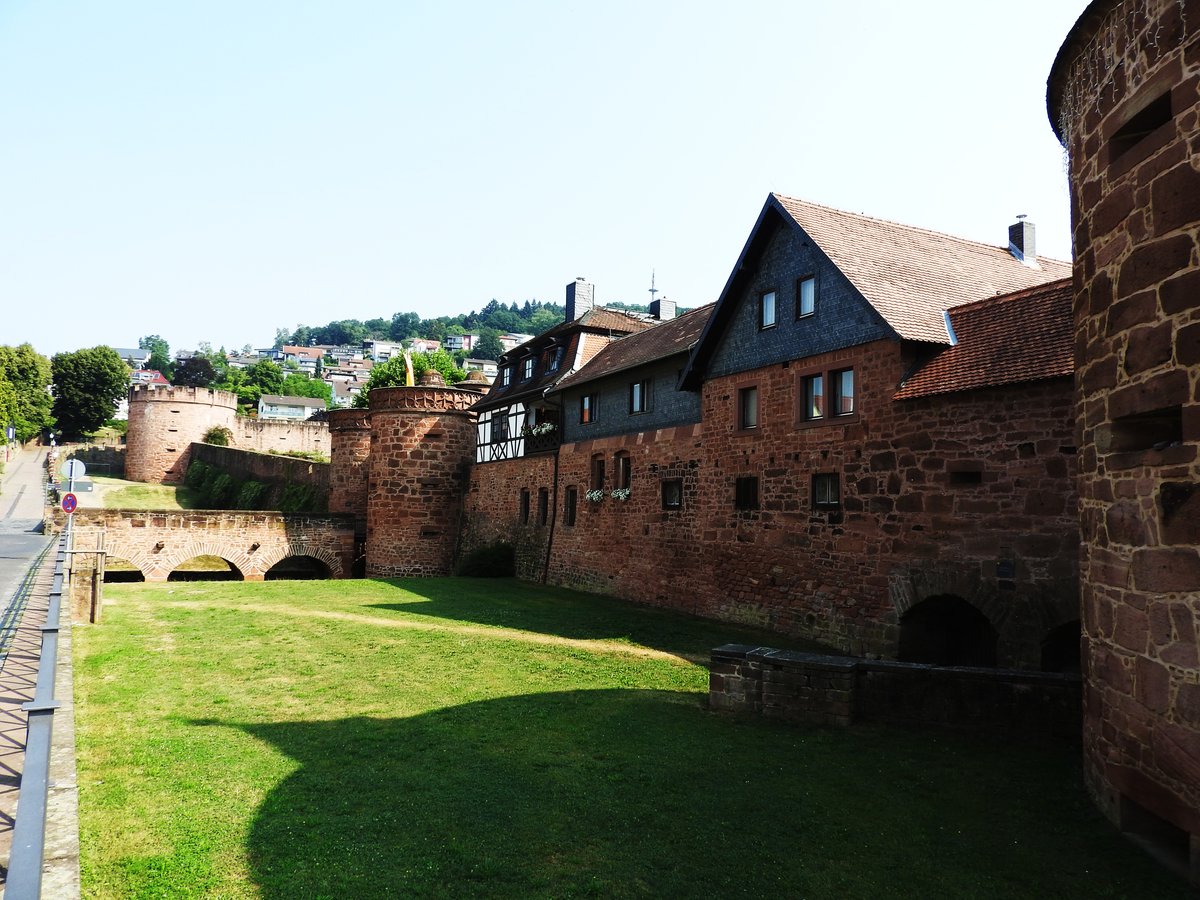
[124,386,328,484]
[1050,0,1200,880]
[58,508,355,582]
[190,442,330,496]
[708,644,1081,739]
[461,340,1080,670]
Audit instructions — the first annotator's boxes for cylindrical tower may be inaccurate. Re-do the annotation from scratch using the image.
[364,373,480,577]
[125,386,239,484]
[328,408,372,521]
[1049,0,1200,881]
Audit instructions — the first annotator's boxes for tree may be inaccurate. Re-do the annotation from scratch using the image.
[138,334,169,357]
[281,372,333,407]
[245,359,284,395]
[0,344,54,442]
[529,307,561,334]
[389,312,420,341]
[350,350,465,408]
[173,356,217,388]
[473,329,503,361]
[51,346,129,438]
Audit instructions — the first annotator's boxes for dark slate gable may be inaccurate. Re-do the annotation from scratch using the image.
[704,217,894,380]
[560,355,700,443]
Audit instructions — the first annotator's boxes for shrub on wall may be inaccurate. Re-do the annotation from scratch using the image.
[455,542,515,577]
[203,425,233,446]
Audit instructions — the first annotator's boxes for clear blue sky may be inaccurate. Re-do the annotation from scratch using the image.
[1,1,1086,358]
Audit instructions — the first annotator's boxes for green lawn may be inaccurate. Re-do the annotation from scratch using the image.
[74,578,1187,899]
[92,475,197,510]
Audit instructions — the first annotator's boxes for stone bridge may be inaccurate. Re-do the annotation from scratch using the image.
[58,509,358,582]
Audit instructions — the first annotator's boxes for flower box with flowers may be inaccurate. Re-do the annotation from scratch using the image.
[609,488,631,501]
[585,489,605,503]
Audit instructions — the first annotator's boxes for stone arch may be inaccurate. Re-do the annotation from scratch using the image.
[159,540,252,581]
[103,539,157,581]
[254,543,343,579]
[888,564,1009,629]
[897,594,998,668]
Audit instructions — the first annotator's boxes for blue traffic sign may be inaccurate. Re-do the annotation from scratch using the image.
[61,492,78,514]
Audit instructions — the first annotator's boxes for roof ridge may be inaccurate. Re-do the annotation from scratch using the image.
[949,277,1073,315]
[771,193,1072,266]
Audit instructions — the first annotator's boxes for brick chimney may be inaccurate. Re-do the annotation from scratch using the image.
[650,297,676,320]
[565,278,594,320]
[1008,217,1036,265]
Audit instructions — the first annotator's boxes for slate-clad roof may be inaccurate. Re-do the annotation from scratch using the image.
[894,279,1074,400]
[553,304,714,393]
[472,307,651,412]
[773,195,1073,343]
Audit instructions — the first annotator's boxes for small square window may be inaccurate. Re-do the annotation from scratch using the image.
[615,452,631,490]
[832,369,854,416]
[580,393,597,424]
[797,275,816,318]
[630,379,650,414]
[522,358,535,380]
[735,476,759,510]
[739,386,759,430]
[519,488,530,524]
[492,409,510,441]
[564,486,578,526]
[759,291,777,329]
[812,473,840,509]
[537,487,549,525]
[662,479,683,510]
[803,374,824,420]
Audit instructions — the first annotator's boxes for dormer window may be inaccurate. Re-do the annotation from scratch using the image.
[522,358,535,380]
[547,345,565,373]
[500,367,511,387]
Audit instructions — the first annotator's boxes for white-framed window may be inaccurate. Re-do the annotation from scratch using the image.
[629,379,650,414]
[522,357,535,380]
[500,367,511,387]
[759,291,776,329]
[739,385,759,430]
[797,275,816,318]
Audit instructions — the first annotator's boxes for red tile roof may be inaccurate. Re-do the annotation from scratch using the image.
[554,304,714,393]
[893,278,1074,400]
[773,195,1073,343]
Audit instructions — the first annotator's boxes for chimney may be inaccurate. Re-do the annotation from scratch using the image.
[1008,216,1036,265]
[650,297,676,320]
[565,277,594,321]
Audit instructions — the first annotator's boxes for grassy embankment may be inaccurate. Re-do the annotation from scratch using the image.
[74,578,1188,899]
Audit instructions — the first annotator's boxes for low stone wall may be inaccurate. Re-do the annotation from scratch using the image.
[190,443,329,494]
[67,444,126,476]
[710,644,1081,739]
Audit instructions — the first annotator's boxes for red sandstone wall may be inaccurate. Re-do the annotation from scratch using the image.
[1050,0,1200,861]
[232,417,329,458]
[365,386,478,577]
[460,454,556,580]
[464,338,1077,667]
[328,409,371,526]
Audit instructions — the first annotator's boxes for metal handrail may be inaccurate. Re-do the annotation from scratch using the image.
[6,519,71,898]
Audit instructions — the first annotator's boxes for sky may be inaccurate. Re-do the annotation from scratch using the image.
[1,1,1088,359]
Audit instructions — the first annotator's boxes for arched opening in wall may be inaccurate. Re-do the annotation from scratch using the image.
[103,558,145,583]
[898,595,997,667]
[265,555,331,580]
[167,555,243,581]
[1040,620,1082,673]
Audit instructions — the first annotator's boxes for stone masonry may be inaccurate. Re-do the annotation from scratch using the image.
[1049,0,1200,879]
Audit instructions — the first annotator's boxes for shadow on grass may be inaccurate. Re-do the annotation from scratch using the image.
[200,690,1185,900]
[366,577,836,662]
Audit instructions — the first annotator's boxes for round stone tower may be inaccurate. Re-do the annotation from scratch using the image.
[364,373,480,577]
[125,386,239,484]
[1049,0,1200,881]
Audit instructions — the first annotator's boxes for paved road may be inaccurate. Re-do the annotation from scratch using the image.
[0,446,53,609]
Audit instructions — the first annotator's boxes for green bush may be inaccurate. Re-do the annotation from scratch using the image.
[208,473,238,508]
[203,425,233,446]
[185,460,211,490]
[279,483,319,513]
[455,542,515,577]
[236,481,267,510]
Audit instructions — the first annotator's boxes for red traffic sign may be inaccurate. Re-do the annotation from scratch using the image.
[61,492,78,514]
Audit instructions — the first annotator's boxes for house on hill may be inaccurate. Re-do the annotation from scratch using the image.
[258,394,326,421]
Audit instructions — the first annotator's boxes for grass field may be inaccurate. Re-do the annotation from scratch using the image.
[90,475,196,511]
[73,578,1187,899]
